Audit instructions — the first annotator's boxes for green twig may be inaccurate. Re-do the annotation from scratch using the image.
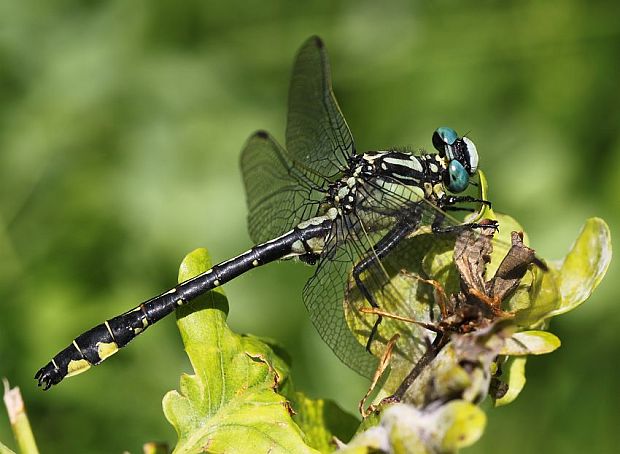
[2,379,39,454]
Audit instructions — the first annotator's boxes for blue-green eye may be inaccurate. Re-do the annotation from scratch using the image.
[432,126,458,155]
[447,160,469,193]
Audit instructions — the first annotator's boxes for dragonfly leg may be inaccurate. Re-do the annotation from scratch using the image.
[443,194,492,208]
[431,211,498,234]
[443,206,476,213]
[352,220,419,353]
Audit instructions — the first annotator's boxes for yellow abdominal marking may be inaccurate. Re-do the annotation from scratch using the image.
[97,341,119,360]
[66,359,91,377]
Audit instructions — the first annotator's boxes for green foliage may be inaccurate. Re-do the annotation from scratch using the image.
[337,401,486,454]
[163,248,318,454]
[339,214,610,452]
[499,331,561,356]
[492,357,526,408]
[1,207,611,452]
[290,392,359,453]
[155,207,610,453]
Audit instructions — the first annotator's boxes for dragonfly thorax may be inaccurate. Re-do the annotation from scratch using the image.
[363,151,444,183]
[362,151,448,202]
[326,176,360,214]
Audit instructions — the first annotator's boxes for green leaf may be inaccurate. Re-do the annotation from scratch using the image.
[162,248,317,454]
[343,174,545,406]
[511,266,561,327]
[493,357,527,407]
[500,330,560,356]
[291,392,360,453]
[547,217,612,317]
[434,401,487,452]
[510,217,611,327]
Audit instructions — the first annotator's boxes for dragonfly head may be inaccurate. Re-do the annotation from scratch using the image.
[432,126,479,193]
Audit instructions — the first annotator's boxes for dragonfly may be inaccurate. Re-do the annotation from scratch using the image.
[35,36,492,390]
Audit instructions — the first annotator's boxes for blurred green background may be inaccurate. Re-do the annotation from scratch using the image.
[0,0,618,452]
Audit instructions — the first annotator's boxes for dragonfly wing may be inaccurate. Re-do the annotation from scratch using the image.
[303,233,379,379]
[286,36,355,180]
[240,131,326,243]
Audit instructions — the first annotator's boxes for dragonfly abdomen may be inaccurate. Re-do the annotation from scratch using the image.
[35,219,333,390]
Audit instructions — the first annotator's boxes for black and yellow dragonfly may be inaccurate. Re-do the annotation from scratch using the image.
[36,36,490,390]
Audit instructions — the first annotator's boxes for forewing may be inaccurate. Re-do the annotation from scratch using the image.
[286,36,355,180]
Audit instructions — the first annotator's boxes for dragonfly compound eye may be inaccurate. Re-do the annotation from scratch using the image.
[462,136,479,174]
[432,126,459,157]
[446,159,469,193]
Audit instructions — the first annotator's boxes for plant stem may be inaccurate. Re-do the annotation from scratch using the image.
[3,379,39,454]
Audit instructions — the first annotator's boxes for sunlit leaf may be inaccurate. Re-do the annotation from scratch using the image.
[162,248,317,454]
[500,331,560,356]
[546,217,612,317]
[291,392,359,453]
[493,357,527,407]
[434,401,486,451]
[511,218,611,327]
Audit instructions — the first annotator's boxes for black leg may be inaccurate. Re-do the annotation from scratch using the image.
[433,192,497,233]
[431,208,498,234]
[352,219,420,352]
[443,195,492,208]
[443,206,476,213]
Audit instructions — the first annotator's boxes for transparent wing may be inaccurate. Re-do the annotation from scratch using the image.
[240,131,326,244]
[302,220,380,378]
[240,37,353,243]
[286,36,355,180]
[302,208,442,379]
[344,231,454,387]
[304,170,522,378]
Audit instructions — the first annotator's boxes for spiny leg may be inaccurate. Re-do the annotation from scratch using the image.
[359,306,443,334]
[443,194,492,208]
[431,207,498,235]
[352,218,420,353]
[440,195,492,214]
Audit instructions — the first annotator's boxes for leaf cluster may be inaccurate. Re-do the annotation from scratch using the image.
[161,206,610,453]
